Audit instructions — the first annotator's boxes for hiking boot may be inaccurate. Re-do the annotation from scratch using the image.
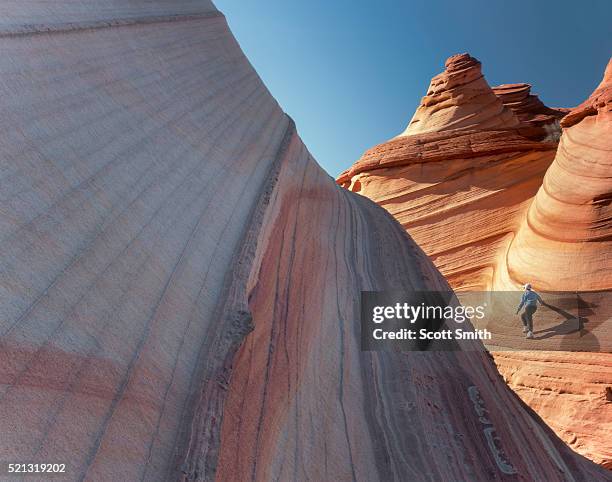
[526,331,534,339]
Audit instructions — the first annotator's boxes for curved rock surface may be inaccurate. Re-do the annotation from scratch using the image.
[494,59,612,470]
[338,54,611,469]
[337,53,558,290]
[0,0,215,28]
[504,58,612,291]
[401,53,519,136]
[0,7,608,482]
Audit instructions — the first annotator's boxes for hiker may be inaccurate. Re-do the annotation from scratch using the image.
[516,283,542,339]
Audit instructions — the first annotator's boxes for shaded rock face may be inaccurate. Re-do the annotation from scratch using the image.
[0,0,215,27]
[338,54,611,469]
[0,7,608,482]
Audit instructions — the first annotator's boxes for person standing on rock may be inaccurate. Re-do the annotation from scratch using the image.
[516,283,542,339]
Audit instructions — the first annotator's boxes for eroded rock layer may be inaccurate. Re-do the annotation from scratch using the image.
[0,6,608,482]
[0,4,288,480]
[504,58,612,292]
[492,83,567,130]
[214,128,604,482]
[494,352,612,469]
[338,54,611,469]
[494,59,612,470]
[337,55,559,290]
[401,53,519,136]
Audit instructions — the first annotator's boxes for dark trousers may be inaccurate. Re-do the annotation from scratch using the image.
[521,305,537,332]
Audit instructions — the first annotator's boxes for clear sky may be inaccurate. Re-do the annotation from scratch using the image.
[214,0,612,177]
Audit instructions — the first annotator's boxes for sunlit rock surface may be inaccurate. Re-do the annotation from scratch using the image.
[505,59,612,292]
[0,5,608,481]
[401,53,519,136]
[495,351,612,470]
[338,54,611,470]
[496,58,612,470]
[337,54,559,291]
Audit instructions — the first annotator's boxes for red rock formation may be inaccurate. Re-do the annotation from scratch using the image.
[338,54,558,291]
[338,54,611,469]
[561,59,612,128]
[494,58,612,469]
[503,58,612,291]
[492,83,567,130]
[0,7,608,482]
[213,135,605,482]
[402,53,519,135]
[495,352,612,470]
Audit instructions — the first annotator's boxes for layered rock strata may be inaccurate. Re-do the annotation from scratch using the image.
[503,59,612,292]
[401,53,519,135]
[0,7,608,482]
[338,54,611,469]
[495,58,612,470]
[337,54,559,291]
[495,351,612,470]
[492,83,567,130]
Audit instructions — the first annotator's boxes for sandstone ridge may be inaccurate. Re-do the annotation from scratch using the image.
[337,53,611,469]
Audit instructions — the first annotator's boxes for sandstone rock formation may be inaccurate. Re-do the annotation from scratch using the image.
[338,53,612,470]
[503,59,612,292]
[495,351,612,470]
[337,53,559,291]
[492,83,567,130]
[402,53,519,136]
[494,58,612,469]
[0,6,608,482]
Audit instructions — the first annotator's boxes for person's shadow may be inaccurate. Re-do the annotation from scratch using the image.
[533,296,598,341]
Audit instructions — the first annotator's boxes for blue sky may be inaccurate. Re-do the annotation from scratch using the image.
[214,0,612,177]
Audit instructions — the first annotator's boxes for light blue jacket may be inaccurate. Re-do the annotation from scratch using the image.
[517,290,542,311]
